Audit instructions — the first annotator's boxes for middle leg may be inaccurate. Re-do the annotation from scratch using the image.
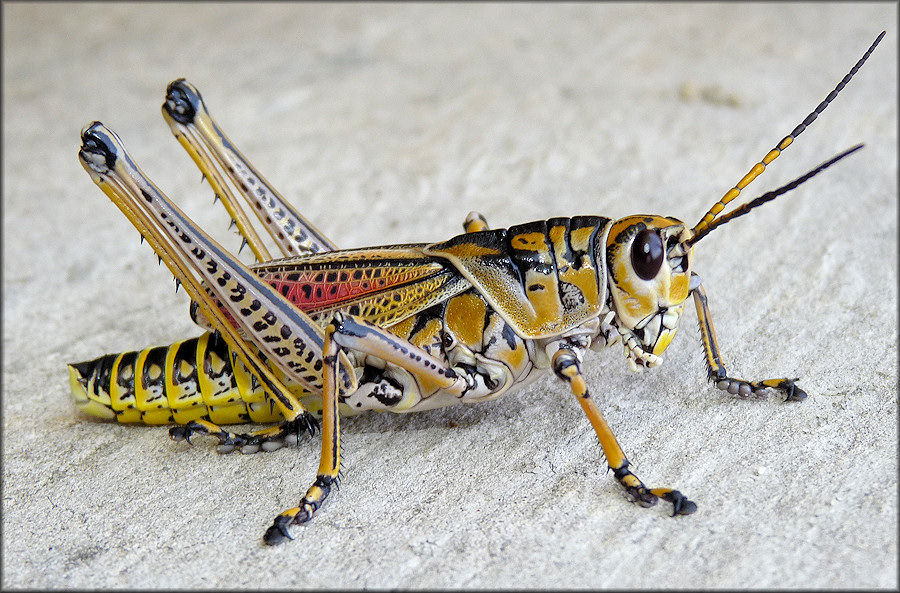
[262,311,470,544]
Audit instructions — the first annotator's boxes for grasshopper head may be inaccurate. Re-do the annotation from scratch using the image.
[595,31,885,370]
[605,215,693,369]
[601,141,864,372]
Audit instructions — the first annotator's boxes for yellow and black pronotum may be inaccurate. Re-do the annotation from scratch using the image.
[71,32,884,544]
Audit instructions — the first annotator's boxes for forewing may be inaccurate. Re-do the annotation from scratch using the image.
[252,245,472,328]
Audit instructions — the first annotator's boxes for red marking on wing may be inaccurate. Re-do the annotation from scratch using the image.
[259,265,441,312]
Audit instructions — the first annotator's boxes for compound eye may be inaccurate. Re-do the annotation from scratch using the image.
[631,228,664,280]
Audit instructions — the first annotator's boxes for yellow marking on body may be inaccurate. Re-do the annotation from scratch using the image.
[428,232,580,338]
[118,358,134,382]
[73,399,117,420]
[510,231,547,251]
[500,340,528,375]
[611,255,656,320]
[523,272,563,327]
[512,230,557,328]
[779,136,793,150]
[133,348,157,411]
[652,329,677,356]
[197,343,235,406]
[178,359,194,379]
[207,350,227,375]
[208,404,249,425]
[68,365,116,419]
[405,317,444,357]
[562,267,599,305]
[479,312,527,378]
[172,407,209,424]
[226,337,264,404]
[165,340,202,410]
[669,272,690,304]
[109,354,135,412]
[548,226,573,274]
[387,315,417,340]
[424,242,500,259]
[116,408,141,423]
[140,409,172,425]
[569,226,595,252]
[547,223,599,309]
[445,293,487,349]
[547,224,567,250]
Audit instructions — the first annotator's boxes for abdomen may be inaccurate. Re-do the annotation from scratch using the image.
[69,332,292,424]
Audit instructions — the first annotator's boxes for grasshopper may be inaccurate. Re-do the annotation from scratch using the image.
[71,32,883,545]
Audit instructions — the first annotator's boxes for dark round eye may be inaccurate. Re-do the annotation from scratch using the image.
[631,228,664,280]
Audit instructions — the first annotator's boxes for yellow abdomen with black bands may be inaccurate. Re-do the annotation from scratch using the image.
[68,332,288,425]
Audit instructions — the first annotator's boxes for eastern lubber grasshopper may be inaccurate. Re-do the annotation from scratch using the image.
[71,32,884,545]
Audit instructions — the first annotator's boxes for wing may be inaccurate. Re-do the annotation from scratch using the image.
[251,244,472,328]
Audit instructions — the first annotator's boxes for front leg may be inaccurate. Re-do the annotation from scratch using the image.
[551,346,697,516]
[691,273,807,401]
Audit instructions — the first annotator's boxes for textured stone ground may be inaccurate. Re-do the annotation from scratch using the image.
[3,4,896,588]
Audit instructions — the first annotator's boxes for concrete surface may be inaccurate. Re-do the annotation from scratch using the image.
[3,3,896,589]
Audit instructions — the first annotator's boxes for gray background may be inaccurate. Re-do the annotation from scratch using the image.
[3,3,896,589]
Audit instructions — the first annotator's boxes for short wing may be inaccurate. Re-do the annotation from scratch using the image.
[251,245,472,328]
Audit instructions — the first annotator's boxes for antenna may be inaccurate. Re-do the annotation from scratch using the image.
[689,31,884,240]
[687,143,863,245]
